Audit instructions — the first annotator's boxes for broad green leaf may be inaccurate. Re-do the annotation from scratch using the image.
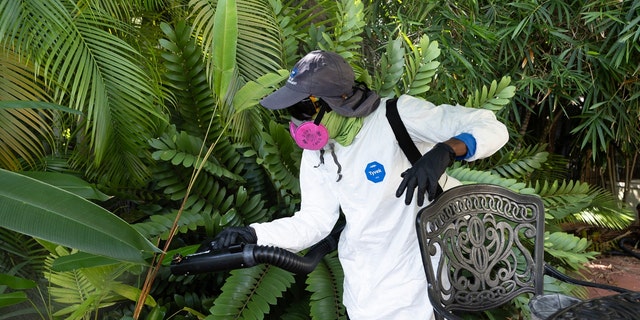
[0,169,160,264]
[0,273,37,290]
[0,292,28,308]
[19,171,110,201]
[212,0,238,99]
[111,283,157,307]
[233,70,289,113]
[50,252,122,272]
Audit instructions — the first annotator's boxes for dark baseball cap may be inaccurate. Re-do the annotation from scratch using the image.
[260,50,355,111]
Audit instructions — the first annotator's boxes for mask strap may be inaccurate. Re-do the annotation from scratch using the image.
[313,104,328,125]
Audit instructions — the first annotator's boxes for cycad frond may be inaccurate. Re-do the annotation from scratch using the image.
[133,209,205,240]
[256,120,301,217]
[465,76,516,111]
[448,166,533,194]
[150,127,244,182]
[533,180,593,221]
[307,251,346,320]
[318,0,366,56]
[490,144,549,180]
[404,35,441,97]
[159,21,214,138]
[544,231,598,268]
[375,37,405,97]
[208,265,295,320]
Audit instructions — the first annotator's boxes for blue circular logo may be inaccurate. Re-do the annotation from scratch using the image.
[365,161,385,183]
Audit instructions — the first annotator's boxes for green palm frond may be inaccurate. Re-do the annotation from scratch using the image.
[235,0,290,80]
[190,0,285,81]
[5,0,163,186]
[44,246,150,319]
[0,48,56,171]
[0,229,48,277]
[0,107,53,171]
[307,251,346,320]
[566,186,634,230]
[208,265,295,320]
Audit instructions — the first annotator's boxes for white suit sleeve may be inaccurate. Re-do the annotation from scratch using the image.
[250,150,341,252]
[397,95,509,161]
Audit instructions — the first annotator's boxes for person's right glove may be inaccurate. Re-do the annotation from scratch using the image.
[395,142,455,206]
[204,226,257,251]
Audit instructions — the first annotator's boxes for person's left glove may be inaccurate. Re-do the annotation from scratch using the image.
[206,226,257,251]
[395,142,455,206]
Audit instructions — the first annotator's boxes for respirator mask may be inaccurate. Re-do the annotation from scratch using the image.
[288,96,330,150]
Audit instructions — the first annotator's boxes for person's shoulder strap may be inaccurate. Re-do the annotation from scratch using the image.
[385,98,421,164]
[385,98,445,198]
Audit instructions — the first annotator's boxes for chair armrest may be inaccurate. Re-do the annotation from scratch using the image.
[544,263,632,294]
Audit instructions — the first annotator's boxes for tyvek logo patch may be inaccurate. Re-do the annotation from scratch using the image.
[287,67,298,84]
[365,161,385,183]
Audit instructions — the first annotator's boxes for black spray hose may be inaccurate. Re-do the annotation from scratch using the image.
[171,223,344,275]
[544,263,633,294]
[250,232,339,274]
[618,237,640,260]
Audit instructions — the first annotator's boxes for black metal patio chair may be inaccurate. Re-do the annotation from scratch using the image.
[416,184,633,320]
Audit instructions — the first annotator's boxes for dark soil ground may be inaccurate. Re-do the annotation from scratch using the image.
[584,253,640,298]
[562,224,640,299]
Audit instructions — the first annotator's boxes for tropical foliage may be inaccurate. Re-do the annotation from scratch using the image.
[1,0,638,319]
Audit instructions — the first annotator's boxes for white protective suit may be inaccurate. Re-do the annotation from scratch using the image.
[251,94,509,319]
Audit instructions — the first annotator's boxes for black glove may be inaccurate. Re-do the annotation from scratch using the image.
[395,142,455,206]
[205,226,257,251]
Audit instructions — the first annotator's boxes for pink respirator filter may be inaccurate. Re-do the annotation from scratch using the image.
[289,121,330,150]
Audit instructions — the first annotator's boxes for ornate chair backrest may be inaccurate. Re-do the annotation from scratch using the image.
[416,184,545,319]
